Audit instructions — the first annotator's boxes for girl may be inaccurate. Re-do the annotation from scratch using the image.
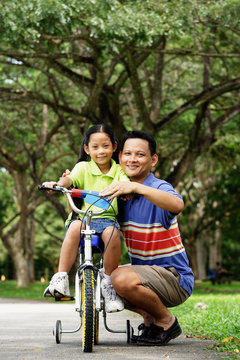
[42,124,129,313]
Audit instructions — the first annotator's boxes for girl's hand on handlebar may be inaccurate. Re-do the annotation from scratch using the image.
[41,181,58,193]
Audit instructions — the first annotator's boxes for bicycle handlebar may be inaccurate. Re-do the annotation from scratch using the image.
[38,185,109,215]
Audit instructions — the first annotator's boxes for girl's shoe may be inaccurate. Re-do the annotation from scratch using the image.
[101,278,124,312]
[43,272,70,298]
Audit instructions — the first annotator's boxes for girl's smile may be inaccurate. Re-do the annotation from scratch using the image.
[84,132,117,174]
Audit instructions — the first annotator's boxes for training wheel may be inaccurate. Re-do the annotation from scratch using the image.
[126,319,133,343]
[53,320,62,344]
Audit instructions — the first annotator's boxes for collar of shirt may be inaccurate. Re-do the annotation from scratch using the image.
[89,159,117,178]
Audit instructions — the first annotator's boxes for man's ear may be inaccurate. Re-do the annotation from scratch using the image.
[151,154,158,167]
[84,144,90,155]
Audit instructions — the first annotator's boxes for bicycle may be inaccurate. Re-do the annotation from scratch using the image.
[38,185,133,352]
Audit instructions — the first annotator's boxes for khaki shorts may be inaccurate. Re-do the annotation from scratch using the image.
[131,265,190,308]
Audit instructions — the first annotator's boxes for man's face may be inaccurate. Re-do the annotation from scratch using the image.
[119,138,158,182]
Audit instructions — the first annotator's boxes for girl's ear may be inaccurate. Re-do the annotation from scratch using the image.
[83,144,90,155]
[113,141,118,152]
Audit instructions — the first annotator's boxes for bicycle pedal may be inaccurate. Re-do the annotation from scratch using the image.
[55,296,75,302]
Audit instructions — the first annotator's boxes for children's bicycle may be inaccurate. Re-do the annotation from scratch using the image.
[38,185,133,352]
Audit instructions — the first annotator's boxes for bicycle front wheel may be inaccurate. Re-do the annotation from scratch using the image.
[94,310,99,345]
[82,267,95,352]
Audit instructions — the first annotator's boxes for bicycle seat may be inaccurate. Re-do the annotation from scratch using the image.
[78,234,104,254]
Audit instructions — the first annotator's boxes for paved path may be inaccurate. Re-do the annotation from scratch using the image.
[0,298,228,360]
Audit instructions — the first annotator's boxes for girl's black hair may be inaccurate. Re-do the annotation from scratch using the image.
[77,123,119,163]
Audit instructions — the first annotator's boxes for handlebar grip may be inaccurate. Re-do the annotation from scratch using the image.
[38,185,51,191]
[38,185,63,192]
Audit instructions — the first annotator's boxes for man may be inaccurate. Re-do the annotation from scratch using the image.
[100,130,194,346]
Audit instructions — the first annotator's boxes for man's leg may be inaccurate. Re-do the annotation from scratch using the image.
[111,266,175,330]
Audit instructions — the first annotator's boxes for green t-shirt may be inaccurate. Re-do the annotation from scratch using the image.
[66,159,129,221]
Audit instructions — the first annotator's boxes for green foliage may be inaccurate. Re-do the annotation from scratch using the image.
[34,201,66,279]
[1,0,236,48]
[0,169,14,225]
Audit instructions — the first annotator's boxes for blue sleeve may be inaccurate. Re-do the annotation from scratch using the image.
[156,181,182,229]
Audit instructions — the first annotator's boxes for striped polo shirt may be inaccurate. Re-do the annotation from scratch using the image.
[119,173,194,295]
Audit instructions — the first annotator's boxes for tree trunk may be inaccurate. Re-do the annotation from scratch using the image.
[28,214,35,282]
[196,234,207,280]
[186,237,197,278]
[1,210,35,287]
[12,249,30,287]
[9,217,34,287]
[209,228,222,269]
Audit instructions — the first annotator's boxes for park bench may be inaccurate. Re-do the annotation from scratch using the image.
[208,268,233,285]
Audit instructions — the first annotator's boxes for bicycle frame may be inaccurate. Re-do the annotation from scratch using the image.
[64,189,105,314]
[38,185,133,352]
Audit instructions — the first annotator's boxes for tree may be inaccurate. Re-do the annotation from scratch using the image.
[180,126,240,279]
[205,160,240,280]
[0,104,72,286]
[0,0,239,283]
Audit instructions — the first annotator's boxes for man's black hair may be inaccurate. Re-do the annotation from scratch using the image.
[121,130,156,155]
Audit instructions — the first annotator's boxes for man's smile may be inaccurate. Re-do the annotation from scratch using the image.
[127,164,138,169]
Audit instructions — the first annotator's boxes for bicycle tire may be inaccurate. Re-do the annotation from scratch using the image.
[94,310,99,345]
[54,320,62,344]
[82,268,95,352]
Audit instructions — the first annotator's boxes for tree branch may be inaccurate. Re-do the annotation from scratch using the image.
[0,87,84,117]
[167,103,240,186]
[157,77,240,129]
[32,216,63,244]
[125,48,150,130]
[46,58,94,88]
[0,49,95,64]
[149,36,166,123]
[137,47,240,58]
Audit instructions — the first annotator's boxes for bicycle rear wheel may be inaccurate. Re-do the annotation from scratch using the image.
[82,267,95,352]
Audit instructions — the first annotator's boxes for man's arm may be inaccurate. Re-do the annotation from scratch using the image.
[99,181,184,213]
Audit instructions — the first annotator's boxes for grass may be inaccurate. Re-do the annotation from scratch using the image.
[0,280,239,358]
[0,280,54,301]
[172,282,240,359]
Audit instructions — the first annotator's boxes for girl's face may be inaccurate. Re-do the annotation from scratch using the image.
[84,132,117,173]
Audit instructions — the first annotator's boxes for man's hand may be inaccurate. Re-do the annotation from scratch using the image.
[99,181,138,200]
